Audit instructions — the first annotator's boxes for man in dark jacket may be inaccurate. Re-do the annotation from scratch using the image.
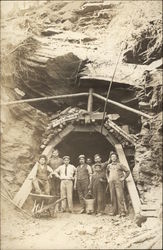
[74,155,92,214]
[106,151,130,217]
[48,149,63,196]
[89,163,106,216]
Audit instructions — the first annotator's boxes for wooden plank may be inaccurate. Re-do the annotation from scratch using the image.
[105,119,137,144]
[73,125,96,132]
[141,204,157,211]
[93,93,153,119]
[115,144,141,215]
[2,92,89,106]
[141,211,157,217]
[87,88,93,112]
[13,124,74,208]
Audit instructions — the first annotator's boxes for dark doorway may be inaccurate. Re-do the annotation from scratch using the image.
[57,131,114,165]
[57,131,114,205]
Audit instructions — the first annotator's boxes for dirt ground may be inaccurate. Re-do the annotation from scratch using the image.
[1,195,162,250]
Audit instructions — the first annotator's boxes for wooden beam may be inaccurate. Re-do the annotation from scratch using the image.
[87,88,93,112]
[115,144,141,215]
[1,93,89,106]
[73,125,96,132]
[13,124,74,208]
[93,93,153,119]
[105,119,137,145]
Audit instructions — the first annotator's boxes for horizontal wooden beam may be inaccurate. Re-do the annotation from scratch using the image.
[93,93,152,119]
[1,93,89,106]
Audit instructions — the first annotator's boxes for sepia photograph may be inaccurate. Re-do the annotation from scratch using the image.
[1,1,162,249]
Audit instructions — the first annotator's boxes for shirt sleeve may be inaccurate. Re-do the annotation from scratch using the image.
[54,165,61,174]
[87,164,92,175]
[120,164,130,178]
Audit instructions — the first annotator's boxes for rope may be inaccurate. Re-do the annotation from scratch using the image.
[100,13,134,133]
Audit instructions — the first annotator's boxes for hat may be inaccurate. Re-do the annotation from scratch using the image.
[94,163,102,167]
[110,151,118,157]
[78,154,85,159]
[63,156,70,160]
[94,154,101,158]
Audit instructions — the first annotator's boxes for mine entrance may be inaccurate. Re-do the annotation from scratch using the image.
[57,131,114,205]
[57,131,114,166]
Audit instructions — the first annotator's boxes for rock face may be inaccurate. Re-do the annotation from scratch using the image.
[1,100,48,196]
[1,1,162,196]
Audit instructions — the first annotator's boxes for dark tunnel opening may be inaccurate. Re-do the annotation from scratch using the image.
[57,131,115,204]
[57,131,115,166]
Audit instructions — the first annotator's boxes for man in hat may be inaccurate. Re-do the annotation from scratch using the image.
[33,155,53,195]
[88,163,106,216]
[106,151,130,217]
[92,154,107,173]
[74,155,92,213]
[54,156,76,213]
[48,149,63,197]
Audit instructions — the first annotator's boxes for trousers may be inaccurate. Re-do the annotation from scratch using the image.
[33,178,50,195]
[77,179,89,209]
[92,182,105,213]
[60,180,73,211]
[109,180,125,215]
[50,176,60,196]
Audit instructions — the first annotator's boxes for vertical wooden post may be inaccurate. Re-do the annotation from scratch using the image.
[87,88,93,112]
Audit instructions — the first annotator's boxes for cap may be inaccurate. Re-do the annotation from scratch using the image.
[63,156,70,160]
[110,151,118,157]
[94,154,101,158]
[79,154,85,159]
[94,163,102,167]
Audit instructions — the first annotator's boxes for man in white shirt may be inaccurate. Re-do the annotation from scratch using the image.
[54,156,76,213]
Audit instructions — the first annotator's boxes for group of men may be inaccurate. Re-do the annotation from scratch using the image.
[33,149,130,217]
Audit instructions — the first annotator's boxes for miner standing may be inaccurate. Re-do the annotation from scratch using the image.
[54,156,76,213]
[106,151,130,217]
[74,155,92,213]
[48,149,63,197]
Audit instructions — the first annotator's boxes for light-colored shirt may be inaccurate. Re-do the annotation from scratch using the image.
[54,164,76,180]
[106,161,130,182]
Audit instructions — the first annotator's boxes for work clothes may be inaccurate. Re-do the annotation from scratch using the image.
[89,170,106,213]
[92,162,107,173]
[54,164,76,180]
[54,164,76,211]
[76,164,92,209]
[61,180,73,212]
[33,179,50,195]
[106,161,130,215]
[49,157,63,196]
[33,163,53,195]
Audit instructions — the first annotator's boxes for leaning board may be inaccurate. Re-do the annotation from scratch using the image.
[115,144,141,215]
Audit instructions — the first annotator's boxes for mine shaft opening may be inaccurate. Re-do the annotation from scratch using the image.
[57,131,115,204]
[57,131,115,166]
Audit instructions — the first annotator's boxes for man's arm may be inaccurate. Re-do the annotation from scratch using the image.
[53,166,61,179]
[74,167,77,190]
[106,165,110,182]
[120,164,130,179]
[87,164,92,182]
